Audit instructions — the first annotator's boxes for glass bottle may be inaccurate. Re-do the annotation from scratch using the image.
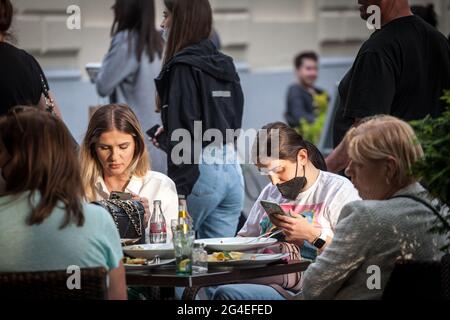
[192,243,208,275]
[178,195,193,234]
[150,200,167,244]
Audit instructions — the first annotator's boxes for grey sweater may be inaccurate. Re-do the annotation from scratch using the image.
[296,183,447,300]
[96,31,167,173]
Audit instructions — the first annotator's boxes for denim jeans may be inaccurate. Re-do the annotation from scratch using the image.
[187,163,244,239]
[210,284,288,300]
[187,146,244,239]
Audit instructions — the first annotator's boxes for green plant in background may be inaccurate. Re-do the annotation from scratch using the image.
[410,90,450,252]
[297,92,329,144]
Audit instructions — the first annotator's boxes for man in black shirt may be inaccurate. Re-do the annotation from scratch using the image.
[327,0,450,173]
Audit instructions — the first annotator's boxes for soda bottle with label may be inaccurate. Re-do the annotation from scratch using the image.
[150,200,167,244]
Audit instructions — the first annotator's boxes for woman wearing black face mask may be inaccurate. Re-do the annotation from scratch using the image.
[245,122,361,260]
[208,122,361,301]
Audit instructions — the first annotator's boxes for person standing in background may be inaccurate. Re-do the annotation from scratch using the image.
[285,52,327,129]
[326,0,450,174]
[96,0,167,173]
[154,0,245,239]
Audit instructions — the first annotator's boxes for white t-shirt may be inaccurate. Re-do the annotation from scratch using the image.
[239,171,361,258]
[94,171,178,243]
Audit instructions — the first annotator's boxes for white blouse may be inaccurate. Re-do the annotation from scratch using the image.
[94,171,179,243]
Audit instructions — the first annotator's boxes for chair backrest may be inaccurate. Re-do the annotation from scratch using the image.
[442,254,450,300]
[382,255,450,300]
[0,267,108,300]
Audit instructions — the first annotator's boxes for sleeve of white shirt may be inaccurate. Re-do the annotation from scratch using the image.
[238,184,273,237]
[327,182,361,230]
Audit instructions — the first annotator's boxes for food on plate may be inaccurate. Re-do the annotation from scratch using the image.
[208,252,245,262]
[129,245,146,250]
[123,257,147,265]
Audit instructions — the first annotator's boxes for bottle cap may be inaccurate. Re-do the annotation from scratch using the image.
[154,200,162,205]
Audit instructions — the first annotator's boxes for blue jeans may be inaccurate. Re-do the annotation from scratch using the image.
[210,284,287,300]
[187,161,244,239]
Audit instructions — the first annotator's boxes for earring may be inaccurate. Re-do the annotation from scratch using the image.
[386,177,391,186]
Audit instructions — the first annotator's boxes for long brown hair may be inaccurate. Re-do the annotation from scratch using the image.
[80,104,150,201]
[163,0,212,64]
[0,107,85,229]
[156,0,212,112]
[111,0,163,63]
[253,122,328,171]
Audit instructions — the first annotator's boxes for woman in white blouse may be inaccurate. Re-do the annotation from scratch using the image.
[80,104,178,242]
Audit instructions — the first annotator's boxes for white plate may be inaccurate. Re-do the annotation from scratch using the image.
[123,244,175,260]
[208,253,289,268]
[196,237,278,251]
[124,259,175,271]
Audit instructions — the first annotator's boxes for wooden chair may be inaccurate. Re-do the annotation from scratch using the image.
[0,267,108,300]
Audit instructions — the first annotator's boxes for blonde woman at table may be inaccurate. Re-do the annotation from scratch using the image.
[80,104,178,243]
[0,107,126,300]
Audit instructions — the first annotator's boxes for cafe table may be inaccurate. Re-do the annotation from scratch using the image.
[126,260,311,300]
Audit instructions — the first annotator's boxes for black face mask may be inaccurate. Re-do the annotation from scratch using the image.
[276,161,307,200]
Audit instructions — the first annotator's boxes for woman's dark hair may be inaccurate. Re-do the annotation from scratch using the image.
[112,0,163,63]
[411,4,438,28]
[253,122,328,171]
[163,0,212,64]
[0,107,85,229]
[0,0,13,35]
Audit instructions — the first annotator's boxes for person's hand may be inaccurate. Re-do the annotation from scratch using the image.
[132,194,151,227]
[269,211,320,246]
[151,126,165,149]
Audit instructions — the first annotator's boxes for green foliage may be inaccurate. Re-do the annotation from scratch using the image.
[410,90,450,252]
[297,91,329,144]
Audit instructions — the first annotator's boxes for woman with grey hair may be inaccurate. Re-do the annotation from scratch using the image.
[297,115,448,300]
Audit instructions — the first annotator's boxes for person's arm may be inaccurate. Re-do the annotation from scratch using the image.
[107,261,127,300]
[295,202,373,300]
[96,31,139,97]
[327,52,395,173]
[165,65,202,197]
[99,206,127,300]
[269,212,332,252]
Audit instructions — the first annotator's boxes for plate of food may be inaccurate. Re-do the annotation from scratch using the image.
[196,237,278,252]
[123,257,175,271]
[123,243,175,260]
[208,252,289,268]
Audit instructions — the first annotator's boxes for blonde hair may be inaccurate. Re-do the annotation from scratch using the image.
[80,104,150,201]
[345,115,424,187]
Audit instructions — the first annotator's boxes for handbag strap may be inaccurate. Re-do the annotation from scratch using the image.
[392,195,450,230]
[40,74,55,115]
